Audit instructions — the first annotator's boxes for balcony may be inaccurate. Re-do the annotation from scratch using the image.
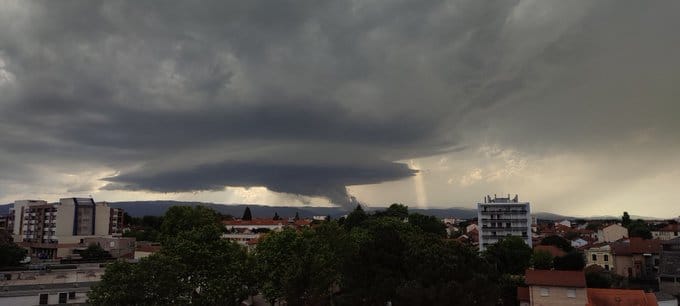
[480,210,528,214]
[481,218,528,222]
[482,226,529,231]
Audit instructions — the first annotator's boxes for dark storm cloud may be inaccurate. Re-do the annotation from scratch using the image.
[2,0,679,210]
[103,160,417,208]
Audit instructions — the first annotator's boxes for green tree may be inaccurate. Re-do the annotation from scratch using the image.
[541,235,574,252]
[408,213,446,237]
[395,238,499,306]
[343,205,367,230]
[0,232,27,267]
[160,205,221,238]
[627,219,652,239]
[622,212,631,227]
[79,243,112,260]
[90,207,254,306]
[586,271,615,288]
[339,217,416,306]
[384,203,409,219]
[554,251,586,270]
[294,211,300,221]
[532,250,554,270]
[484,236,533,275]
[273,212,281,220]
[242,206,253,221]
[256,228,340,306]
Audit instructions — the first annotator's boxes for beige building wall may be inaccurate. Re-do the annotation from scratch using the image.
[586,246,615,271]
[94,203,111,236]
[613,255,633,277]
[54,202,75,239]
[529,286,587,306]
[598,224,628,243]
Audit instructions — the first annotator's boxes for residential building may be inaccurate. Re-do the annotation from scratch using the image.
[0,265,104,305]
[0,214,10,232]
[11,198,124,259]
[653,224,680,241]
[108,206,125,235]
[520,269,661,306]
[477,194,531,251]
[571,238,588,248]
[555,220,572,228]
[597,224,628,243]
[585,243,615,271]
[659,237,680,295]
[523,269,587,306]
[610,238,661,280]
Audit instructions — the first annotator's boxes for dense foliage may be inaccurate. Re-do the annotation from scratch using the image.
[90,205,533,306]
[0,231,27,268]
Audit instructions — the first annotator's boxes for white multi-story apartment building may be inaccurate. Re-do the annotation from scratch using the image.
[11,198,123,259]
[478,194,532,251]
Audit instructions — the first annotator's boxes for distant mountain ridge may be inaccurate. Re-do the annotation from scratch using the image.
[0,200,574,220]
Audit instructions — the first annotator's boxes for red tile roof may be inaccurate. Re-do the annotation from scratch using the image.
[525,269,586,288]
[612,238,662,256]
[656,224,680,232]
[534,245,567,257]
[587,288,658,306]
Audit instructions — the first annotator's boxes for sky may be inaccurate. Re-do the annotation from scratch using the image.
[1,1,679,217]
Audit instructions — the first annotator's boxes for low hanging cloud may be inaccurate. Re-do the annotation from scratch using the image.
[1,1,680,214]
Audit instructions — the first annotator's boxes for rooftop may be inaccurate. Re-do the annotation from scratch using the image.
[586,288,658,306]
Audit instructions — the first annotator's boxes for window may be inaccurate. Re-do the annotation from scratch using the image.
[604,255,609,261]
[59,292,67,304]
[69,292,76,299]
[540,287,550,296]
[567,289,576,298]
[39,293,48,305]
[592,254,597,261]
[604,264,609,270]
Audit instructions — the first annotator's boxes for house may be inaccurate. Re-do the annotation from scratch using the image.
[556,220,572,228]
[610,238,661,280]
[586,288,658,306]
[571,238,588,248]
[653,224,680,241]
[659,237,680,295]
[522,269,587,306]
[585,243,615,271]
[597,224,628,243]
[466,223,479,233]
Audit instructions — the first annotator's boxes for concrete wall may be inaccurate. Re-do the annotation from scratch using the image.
[54,200,76,239]
[529,286,587,306]
[0,289,90,305]
[95,203,111,236]
[599,224,628,243]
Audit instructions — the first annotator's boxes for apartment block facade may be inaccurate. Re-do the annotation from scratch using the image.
[478,194,532,251]
[10,198,124,258]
